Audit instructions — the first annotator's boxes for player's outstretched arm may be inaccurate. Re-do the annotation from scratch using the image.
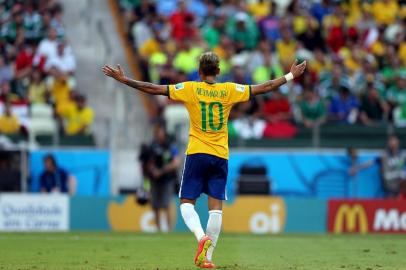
[102,64,167,95]
[251,60,307,96]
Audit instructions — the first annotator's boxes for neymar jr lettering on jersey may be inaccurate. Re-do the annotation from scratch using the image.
[196,88,228,99]
[168,81,251,159]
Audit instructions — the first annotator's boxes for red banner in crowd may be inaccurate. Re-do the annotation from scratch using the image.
[328,200,406,234]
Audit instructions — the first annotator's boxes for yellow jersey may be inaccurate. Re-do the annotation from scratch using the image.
[168,81,251,160]
[65,106,94,135]
[0,114,20,134]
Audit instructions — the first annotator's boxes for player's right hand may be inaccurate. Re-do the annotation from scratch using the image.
[102,64,126,82]
[290,59,307,79]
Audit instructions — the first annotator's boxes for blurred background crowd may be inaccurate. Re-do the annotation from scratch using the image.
[119,0,406,139]
[0,0,94,141]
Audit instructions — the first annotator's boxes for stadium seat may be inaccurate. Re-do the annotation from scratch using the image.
[28,104,58,146]
[236,164,271,195]
[31,104,54,118]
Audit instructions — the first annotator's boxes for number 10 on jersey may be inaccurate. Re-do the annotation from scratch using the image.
[199,101,224,132]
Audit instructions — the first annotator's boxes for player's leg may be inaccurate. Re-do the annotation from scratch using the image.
[179,154,206,240]
[180,198,205,240]
[179,154,213,267]
[204,156,228,266]
[206,196,223,263]
[181,197,213,267]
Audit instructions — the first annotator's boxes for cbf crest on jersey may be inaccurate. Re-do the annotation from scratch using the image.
[235,84,245,92]
[175,83,184,91]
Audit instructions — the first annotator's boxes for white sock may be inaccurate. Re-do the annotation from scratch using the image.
[180,203,205,241]
[206,210,222,261]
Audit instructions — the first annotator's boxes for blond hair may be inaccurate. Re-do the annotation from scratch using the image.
[199,52,220,76]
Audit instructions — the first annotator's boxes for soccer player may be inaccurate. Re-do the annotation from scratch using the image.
[102,52,306,268]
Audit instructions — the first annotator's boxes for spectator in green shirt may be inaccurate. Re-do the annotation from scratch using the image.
[24,2,43,43]
[393,102,406,128]
[203,14,226,49]
[359,84,389,126]
[386,73,406,107]
[318,64,350,100]
[299,88,326,128]
[226,12,258,52]
[2,9,24,43]
[380,56,406,88]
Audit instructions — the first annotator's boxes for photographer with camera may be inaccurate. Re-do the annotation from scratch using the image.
[139,122,180,232]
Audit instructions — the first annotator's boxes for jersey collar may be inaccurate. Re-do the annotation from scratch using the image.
[203,80,216,85]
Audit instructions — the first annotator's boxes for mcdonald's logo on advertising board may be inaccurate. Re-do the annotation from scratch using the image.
[328,200,406,234]
[330,203,368,234]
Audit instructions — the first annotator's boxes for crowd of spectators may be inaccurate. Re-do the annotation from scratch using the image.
[119,0,406,139]
[0,0,94,139]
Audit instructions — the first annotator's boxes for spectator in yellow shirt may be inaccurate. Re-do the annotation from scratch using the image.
[56,90,77,118]
[248,0,271,20]
[48,71,71,105]
[47,67,74,117]
[139,28,161,59]
[343,45,363,75]
[28,69,47,104]
[65,94,94,135]
[276,28,297,66]
[371,0,399,25]
[309,49,332,76]
[0,103,20,135]
[399,42,406,67]
[173,40,203,74]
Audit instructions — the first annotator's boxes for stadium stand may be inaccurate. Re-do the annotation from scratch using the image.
[0,0,95,146]
[115,0,406,149]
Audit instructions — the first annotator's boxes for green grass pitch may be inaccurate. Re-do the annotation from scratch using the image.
[0,233,405,270]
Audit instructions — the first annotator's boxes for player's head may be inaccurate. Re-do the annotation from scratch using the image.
[198,52,220,78]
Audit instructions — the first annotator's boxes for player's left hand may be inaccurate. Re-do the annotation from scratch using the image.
[290,59,307,78]
[102,64,126,82]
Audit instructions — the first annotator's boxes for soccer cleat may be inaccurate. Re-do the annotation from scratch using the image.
[199,260,216,269]
[194,235,212,267]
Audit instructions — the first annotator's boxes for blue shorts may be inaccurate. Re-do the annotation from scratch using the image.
[179,153,228,200]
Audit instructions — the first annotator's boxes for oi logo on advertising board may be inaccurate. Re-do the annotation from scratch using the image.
[107,196,286,234]
[222,197,286,234]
